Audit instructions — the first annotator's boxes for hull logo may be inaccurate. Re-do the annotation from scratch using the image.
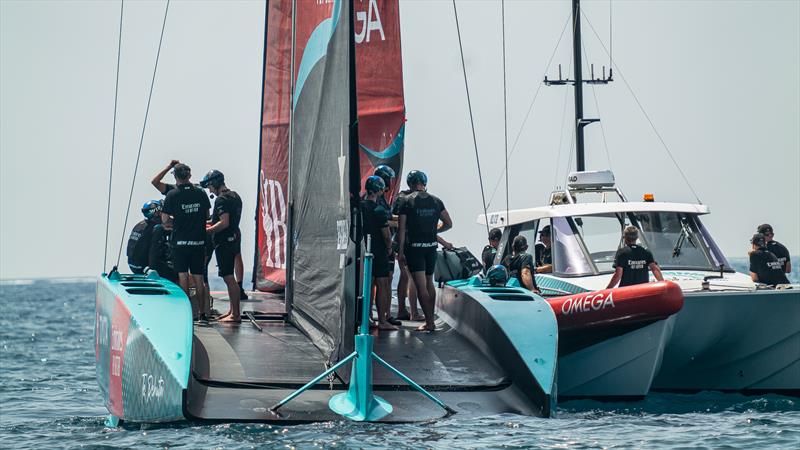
[561,292,615,316]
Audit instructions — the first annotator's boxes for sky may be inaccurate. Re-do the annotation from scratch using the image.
[1,0,798,280]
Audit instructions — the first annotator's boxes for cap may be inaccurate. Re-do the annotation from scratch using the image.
[173,163,191,180]
[757,224,773,234]
[751,233,767,248]
[488,228,502,241]
[538,225,551,236]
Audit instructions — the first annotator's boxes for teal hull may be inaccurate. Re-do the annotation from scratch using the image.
[95,271,193,423]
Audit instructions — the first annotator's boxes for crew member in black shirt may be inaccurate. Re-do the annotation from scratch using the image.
[148,221,178,284]
[534,225,553,274]
[757,224,792,274]
[127,200,162,274]
[392,183,419,321]
[362,176,397,331]
[373,165,402,326]
[607,226,664,288]
[202,170,244,323]
[749,233,790,286]
[397,170,453,332]
[482,228,502,273]
[161,163,211,319]
[502,235,540,293]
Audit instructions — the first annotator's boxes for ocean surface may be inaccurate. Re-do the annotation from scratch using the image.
[1,276,798,449]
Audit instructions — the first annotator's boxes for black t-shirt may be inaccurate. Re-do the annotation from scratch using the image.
[534,243,552,267]
[502,252,538,290]
[361,199,389,254]
[613,244,655,287]
[161,183,176,196]
[766,241,791,272]
[211,190,242,246]
[749,248,790,286]
[162,183,210,247]
[148,224,173,270]
[482,245,497,272]
[127,219,157,268]
[397,191,445,247]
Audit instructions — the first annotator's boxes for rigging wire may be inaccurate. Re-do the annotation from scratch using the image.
[452,0,489,234]
[486,12,571,208]
[581,13,702,203]
[104,0,125,272]
[115,0,171,267]
[501,0,509,225]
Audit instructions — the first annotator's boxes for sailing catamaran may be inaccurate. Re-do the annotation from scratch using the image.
[95,0,559,424]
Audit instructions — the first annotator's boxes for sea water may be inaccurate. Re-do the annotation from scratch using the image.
[1,279,798,450]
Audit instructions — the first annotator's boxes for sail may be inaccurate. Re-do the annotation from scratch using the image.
[255,0,405,291]
[286,0,357,361]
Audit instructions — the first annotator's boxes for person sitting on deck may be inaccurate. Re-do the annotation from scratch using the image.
[397,170,453,332]
[502,235,540,294]
[161,163,211,320]
[362,175,397,331]
[202,169,244,323]
[606,226,664,289]
[126,200,162,274]
[749,233,790,286]
[482,228,502,274]
[534,225,553,274]
[757,224,792,275]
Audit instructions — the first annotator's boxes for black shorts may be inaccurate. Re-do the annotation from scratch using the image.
[215,242,241,277]
[173,245,206,275]
[372,251,391,278]
[405,246,437,275]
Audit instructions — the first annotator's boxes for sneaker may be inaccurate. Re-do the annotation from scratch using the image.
[395,310,410,321]
[387,316,402,326]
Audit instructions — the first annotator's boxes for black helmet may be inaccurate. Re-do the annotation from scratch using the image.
[751,233,767,248]
[141,199,162,220]
[364,175,386,195]
[374,165,395,187]
[486,265,509,287]
[200,169,224,189]
[406,170,427,187]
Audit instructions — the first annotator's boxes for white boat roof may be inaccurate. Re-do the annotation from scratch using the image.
[478,201,710,227]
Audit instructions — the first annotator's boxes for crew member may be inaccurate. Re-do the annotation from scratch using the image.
[202,170,244,323]
[757,224,792,274]
[397,170,453,332]
[161,164,211,320]
[482,228,502,273]
[502,235,540,293]
[127,200,162,274]
[392,178,419,321]
[149,220,178,284]
[606,226,664,288]
[749,233,790,286]
[534,225,553,273]
[362,175,396,331]
[152,159,180,196]
[373,165,402,325]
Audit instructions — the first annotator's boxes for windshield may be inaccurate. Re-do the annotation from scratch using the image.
[573,215,625,272]
[551,217,594,276]
[633,212,716,270]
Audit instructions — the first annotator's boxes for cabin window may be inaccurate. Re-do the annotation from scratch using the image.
[551,218,594,276]
[572,214,625,272]
[633,212,715,270]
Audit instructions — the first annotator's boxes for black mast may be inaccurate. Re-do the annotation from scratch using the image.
[347,0,363,322]
[572,0,586,172]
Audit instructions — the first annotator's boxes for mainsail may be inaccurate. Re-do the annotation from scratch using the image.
[255,0,406,292]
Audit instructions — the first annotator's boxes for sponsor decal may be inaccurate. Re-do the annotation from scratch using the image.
[261,172,287,269]
[337,220,349,250]
[108,300,130,417]
[141,373,166,403]
[355,0,386,43]
[561,291,615,316]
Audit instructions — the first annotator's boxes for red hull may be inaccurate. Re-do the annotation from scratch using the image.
[547,281,684,331]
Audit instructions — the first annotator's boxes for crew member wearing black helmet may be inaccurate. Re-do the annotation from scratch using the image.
[606,226,664,288]
[149,220,177,284]
[127,200,163,274]
[502,235,540,293]
[373,165,402,325]
[362,175,397,331]
[757,224,792,274]
[161,164,211,320]
[749,233,790,286]
[482,228,502,273]
[534,225,553,273]
[201,170,244,323]
[396,170,453,332]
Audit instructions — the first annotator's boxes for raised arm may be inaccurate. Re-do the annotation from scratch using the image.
[151,160,179,194]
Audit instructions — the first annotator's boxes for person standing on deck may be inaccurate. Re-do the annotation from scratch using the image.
[749,233,790,286]
[757,224,792,274]
[362,176,397,331]
[392,178,418,321]
[127,200,163,274]
[482,228,503,274]
[201,170,244,323]
[396,170,453,332]
[373,165,401,326]
[606,226,664,289]
[534,225,553,274]
[161,164,211,320]
[502,235,540,293]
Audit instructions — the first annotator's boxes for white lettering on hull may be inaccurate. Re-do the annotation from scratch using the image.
[561,292,615,316]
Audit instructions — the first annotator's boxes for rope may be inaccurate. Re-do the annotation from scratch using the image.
[452,0,489,235]
[104,0,125,272]
[486,13,571,208]
[581,12,702,204]
[501,0,509,225]
[115,0,171,267]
